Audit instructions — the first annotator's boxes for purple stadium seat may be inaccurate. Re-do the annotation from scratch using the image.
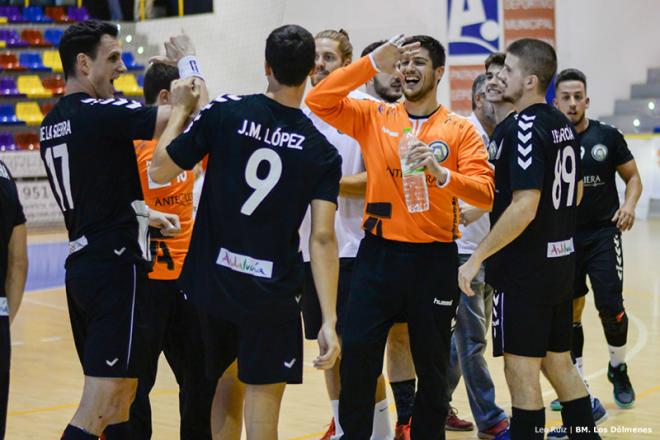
[0,29,28,48]
[0,132,17,151]
[0,76,23,97]
[0,7,24,23]
[67,6,90,22]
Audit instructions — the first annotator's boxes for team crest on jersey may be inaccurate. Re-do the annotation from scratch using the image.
[430,141,450,163]
[488,140,498,160]
[591,144,608,162]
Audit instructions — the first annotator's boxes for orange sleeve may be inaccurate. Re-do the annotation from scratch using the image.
[444,124,495,210]
[305,56,378,139]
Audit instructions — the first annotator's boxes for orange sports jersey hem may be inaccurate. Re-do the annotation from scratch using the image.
[306,55,494,243]
[134,139,195,280]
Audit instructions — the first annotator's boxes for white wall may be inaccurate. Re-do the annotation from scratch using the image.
[136,0,660,118]
[556,0,660,118]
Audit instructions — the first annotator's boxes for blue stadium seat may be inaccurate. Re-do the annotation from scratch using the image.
[19,52,52,72]
[44,28,64,47]
[122,52,145,71]
[22,6,53,24]
[0,104,25,126]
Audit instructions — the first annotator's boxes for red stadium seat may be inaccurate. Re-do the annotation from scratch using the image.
[21,29,51,47]
[0,51,25,71]
[45,6,71,23]
[42,74,65,95]
[15,131,40,150]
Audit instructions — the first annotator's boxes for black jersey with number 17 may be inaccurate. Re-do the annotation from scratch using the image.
[167,94,341,324]
[39,93,158,276]
[486,103,582,304]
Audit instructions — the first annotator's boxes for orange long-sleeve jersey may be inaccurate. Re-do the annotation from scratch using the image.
[306,55,494,243]
[135,139,194,280]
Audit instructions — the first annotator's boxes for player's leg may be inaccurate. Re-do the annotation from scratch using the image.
[589,231,634,408]
[63,264,148,439]
[129,278,174,439]
[237,317,303,439]
[211,361,245,440]
[386,322,416,434]
[405,242,459,439]
[542,299,598,438]
[163,286,216,440]
[68,376,138,435]
[493,292,552,439]
[243,383,286,440]
[339,236,401,439]
[450,259,507,436]
[199,311,241,440]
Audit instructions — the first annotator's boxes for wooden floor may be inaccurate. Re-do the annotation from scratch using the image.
[7,220,660,439]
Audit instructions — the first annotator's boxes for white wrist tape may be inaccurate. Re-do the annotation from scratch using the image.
[178,55,204,80]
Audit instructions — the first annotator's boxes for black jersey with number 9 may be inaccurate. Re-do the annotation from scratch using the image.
[167,94,341,323]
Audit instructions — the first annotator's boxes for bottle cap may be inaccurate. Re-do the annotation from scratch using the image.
[403,128,412,133]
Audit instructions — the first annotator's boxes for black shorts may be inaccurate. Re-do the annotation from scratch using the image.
[574,228,624,314]
[0,316,8,439]
[199,312,303,385]
[66,262,148,378]
[492,290,572,357]
[302,258,353,340]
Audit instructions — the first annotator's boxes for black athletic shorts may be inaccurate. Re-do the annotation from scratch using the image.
[574,227,624,314]
[66,262,148,378]
[302,258,353,340]
[0,316,8,440]
[199,312,303,385]
[492,290,572,357]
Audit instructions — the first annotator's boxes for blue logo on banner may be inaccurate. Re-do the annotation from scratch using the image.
[448,0,500,55]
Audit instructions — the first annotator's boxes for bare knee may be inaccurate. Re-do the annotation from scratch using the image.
[503,354,543,409]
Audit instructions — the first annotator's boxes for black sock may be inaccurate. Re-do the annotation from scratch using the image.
[572,322,584,361]
[511,407,544,439]
[390,379,415,425]
[561,396,599,438]
[61,424,98,440]
[103,421,130,440]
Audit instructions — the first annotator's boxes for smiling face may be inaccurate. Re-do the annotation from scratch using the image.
[485,63,506,103]
[555,80,589,126]
[83,34,126,98]
[311,38,348,86]
[397,48,442,102]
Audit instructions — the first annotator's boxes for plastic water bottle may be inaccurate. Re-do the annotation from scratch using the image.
[399,128,429,213]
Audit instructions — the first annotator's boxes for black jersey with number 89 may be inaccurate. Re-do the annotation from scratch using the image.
[167,94,341,323]
[486,103,582,304]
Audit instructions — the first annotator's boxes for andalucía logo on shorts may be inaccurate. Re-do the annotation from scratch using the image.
[430,141,450,163]
[591,144,608,162]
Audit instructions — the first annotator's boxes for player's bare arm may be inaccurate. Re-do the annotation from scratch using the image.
[150,77,201,183]
[339,171,367,197]
[308,199,340,370]
[612,159,642,231]
[460,204,488,226]
[5,223,27,325]
[458,189,540,295]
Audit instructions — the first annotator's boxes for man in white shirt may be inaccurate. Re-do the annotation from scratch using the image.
[445,74,510,439]
[299,29,393,440]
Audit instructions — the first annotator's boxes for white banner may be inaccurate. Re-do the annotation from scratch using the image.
[15,180,64,227]
[617,135,660,220]
[0,151,47,178]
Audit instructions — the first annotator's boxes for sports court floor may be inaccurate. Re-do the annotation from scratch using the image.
[6,219,660,438]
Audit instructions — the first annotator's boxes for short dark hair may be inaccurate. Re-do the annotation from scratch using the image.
[507,38,557,91]
[484,52,506,71]
[471,73,487,110]
[143,63,180,105]
[265,24,315,86]
[556,68,587,91]
[408,35,446,68]
[361,40,386,58]
[59,20,119,80]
